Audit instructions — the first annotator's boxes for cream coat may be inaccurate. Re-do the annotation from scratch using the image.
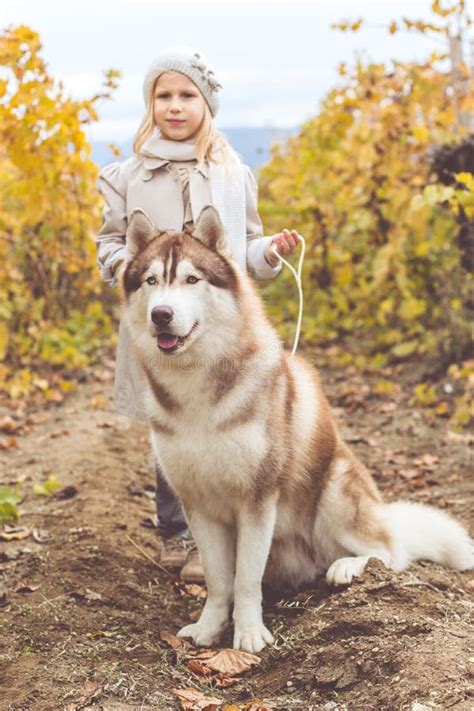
[95,144,282,420]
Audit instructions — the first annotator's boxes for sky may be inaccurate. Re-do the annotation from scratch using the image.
[1,0,457,141]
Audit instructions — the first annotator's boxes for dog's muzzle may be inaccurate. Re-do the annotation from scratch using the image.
[154,321,199,354]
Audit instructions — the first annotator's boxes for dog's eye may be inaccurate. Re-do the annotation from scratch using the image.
[186,275,200,284]
[146,276,157,285]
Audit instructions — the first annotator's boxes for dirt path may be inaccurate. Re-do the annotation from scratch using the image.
[0,357,472,710]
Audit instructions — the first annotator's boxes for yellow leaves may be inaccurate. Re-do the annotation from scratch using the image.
[455,172,474,190]
[432,0,460,18]
[392,341,419,358]
[334,263,353,287]
[388,21,399,35]
[331,18,364,32]
[32,475,62,497]
[412,383,438,406]
[0,25,120,396]
[374,379,397,395]
[422,184,455,205]
[398,298,426,320]
[0,323,8,361]
[412,125,430,143]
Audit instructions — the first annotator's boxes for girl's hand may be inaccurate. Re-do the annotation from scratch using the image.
[264,229,300,266]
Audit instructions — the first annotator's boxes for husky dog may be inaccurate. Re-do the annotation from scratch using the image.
[121,206,473,654]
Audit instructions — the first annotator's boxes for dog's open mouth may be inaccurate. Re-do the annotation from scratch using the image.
[156,321,198,354]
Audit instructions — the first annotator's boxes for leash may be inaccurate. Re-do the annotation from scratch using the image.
[269,234,305,356]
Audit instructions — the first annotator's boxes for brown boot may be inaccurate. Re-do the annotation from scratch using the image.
[181,549,205,584]
[160,535,194,572]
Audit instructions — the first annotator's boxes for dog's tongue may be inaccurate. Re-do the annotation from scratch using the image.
[157,333,179,350]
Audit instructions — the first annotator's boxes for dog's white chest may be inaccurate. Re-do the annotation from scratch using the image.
[151,405,266,502]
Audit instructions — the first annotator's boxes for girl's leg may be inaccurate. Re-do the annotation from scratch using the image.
[155,460,205,583]
[155,461,188,539]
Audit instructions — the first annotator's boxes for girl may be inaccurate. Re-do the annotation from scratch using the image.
[95,46,299,581]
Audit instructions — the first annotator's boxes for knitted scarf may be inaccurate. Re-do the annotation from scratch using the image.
[140,136,246,265]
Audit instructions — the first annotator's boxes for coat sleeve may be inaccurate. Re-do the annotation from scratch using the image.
[244,164,282,280]
[95,160,133,286]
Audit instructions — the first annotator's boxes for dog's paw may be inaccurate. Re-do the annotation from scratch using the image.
[233,622,274,653]
[326,556,369,586]
[177,621,224,647]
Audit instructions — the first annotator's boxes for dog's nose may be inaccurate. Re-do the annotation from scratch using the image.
[151,305,174,327]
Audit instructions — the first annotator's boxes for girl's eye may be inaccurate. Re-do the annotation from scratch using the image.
[155,93,195,99]
[146,276,157,285]
[186,275,199,284]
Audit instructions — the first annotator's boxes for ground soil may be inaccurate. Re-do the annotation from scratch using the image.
[0,353,472,710]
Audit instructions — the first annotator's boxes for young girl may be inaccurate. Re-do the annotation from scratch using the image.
[95,46,299,581]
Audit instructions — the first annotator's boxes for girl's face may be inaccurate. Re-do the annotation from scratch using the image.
[153,71,206,141]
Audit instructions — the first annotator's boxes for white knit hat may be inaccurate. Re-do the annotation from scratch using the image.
[143,46,222,117]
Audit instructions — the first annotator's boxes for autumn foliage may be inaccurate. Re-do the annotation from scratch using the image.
[260,1,473,369]
[0,25,120,399]
[0,6,473,415]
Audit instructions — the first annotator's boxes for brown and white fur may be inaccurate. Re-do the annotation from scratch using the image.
[121,206,473,654]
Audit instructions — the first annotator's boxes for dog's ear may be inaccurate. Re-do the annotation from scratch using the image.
[127,209,159,258]
[193,205,230,256]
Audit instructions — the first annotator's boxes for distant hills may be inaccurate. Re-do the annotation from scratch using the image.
[91,126,300,170]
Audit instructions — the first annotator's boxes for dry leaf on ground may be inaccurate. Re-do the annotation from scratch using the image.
[65,678,102,710]
[160,629,184,650]
[172,687,222,710]
[0,525,30,541]
[14,582,40,593]
[189,648,261,676]
[0,437,19,450]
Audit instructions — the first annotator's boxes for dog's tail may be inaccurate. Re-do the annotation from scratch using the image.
[383,501,473,572]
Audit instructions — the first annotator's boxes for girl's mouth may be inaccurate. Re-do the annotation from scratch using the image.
[167,120,185,125]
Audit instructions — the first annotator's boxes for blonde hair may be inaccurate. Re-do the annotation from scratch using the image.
[133,74,241,170]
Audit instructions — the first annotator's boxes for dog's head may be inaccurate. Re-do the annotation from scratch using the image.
[122,206,240,357]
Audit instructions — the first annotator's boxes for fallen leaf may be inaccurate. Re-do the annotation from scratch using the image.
[25,413,50,425]
[160,629,183,650]
[32,528,51,544]
[399,468,419,480]
[0,589,8,607]
[14,582,40,593]
[187,659,213,677]
[0,437,19,450]
[183,583,208,599]
[172,687,222,710]
[414,453,439,469]
[53,485,78,500]
[0,416,24,434]
[84,588,103,602]
[49,428,69,439]
[380,402,397,413]
[97,420,115,428]
[65,678,102,711]
[140,515,158,529]
[0,525,30,541]
[90,395,108,410]
[446,474,461,482]
[192,648,261,676]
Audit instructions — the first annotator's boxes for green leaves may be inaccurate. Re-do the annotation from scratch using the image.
[0,486,22,523]
[32,475,62,497]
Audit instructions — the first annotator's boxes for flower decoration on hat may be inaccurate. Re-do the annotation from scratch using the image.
[191,52,222,93]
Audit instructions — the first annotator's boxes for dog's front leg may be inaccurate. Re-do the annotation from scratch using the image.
[177,509,235,647]
[233,498,277,653]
